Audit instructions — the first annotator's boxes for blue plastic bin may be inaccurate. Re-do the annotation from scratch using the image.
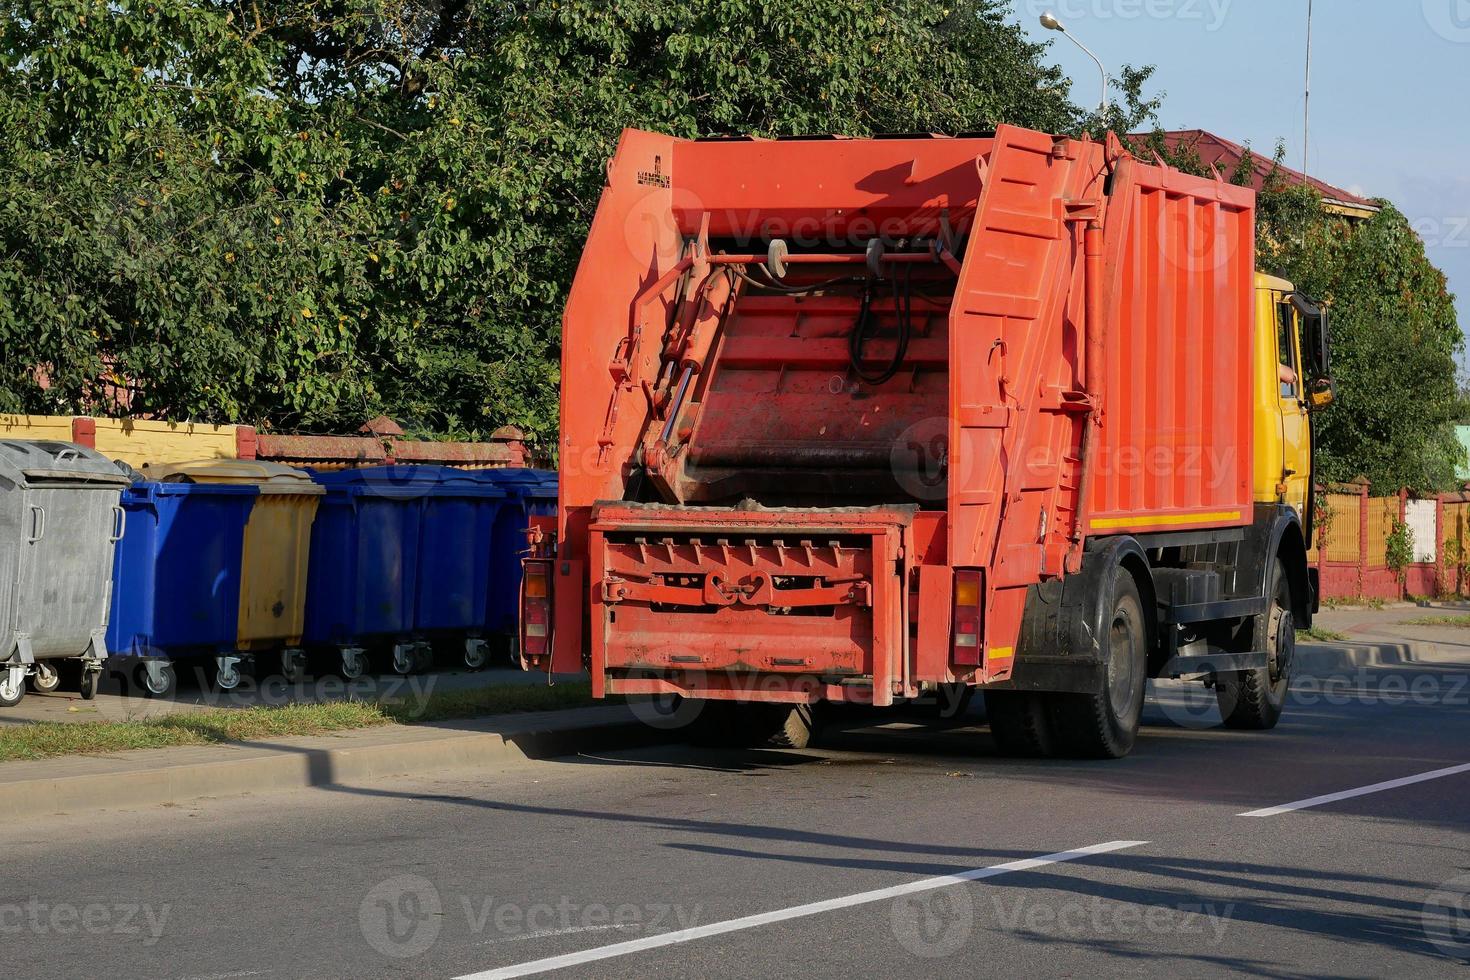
[476,470,558,637]
[413,468,507,638]
[106,481,259,671]
[302,466,434,650]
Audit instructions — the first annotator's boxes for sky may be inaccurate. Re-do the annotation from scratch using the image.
[1009,0,1470,371]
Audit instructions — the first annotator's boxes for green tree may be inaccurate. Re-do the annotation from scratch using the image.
[0,0,1155,447]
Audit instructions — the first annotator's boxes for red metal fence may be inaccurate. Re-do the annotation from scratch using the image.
[1311,481,1466,601]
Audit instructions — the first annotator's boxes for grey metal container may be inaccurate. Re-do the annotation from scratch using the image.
[0,440,130,706]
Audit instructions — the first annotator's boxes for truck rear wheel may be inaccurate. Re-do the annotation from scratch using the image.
[985,691,1058,757]
[1048,567,1148,759]
[1217,559,1291,730]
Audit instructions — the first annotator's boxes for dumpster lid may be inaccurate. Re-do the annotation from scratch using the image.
[310,464,507,498]
[0,440,130,487]
[143,459,325,495]
[472,468,557,498]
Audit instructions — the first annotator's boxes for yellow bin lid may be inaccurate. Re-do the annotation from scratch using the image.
[142,459,326,495]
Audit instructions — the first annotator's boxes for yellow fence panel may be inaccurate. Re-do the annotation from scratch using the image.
[1364,496,1401,568]
[92,419,240,468]
[0,414,74,442]
[1319,492,1363,563]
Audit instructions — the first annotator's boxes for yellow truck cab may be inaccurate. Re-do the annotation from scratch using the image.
[1253,272,1334,529]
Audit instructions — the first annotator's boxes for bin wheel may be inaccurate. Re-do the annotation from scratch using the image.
[29,661,61,694]
[140,662,176,698]
[464,640,488,671]
[79,667,101,701]
[215,657,243,692]
[341,648,369,681]
[0,668,25,708]
[392,644,415,676]
[413,643,434,674]
[280,649,307,685]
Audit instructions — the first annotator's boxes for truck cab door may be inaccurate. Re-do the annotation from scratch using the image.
[1274,299,1311,519]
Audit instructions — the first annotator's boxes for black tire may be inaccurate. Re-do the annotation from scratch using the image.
[985,691,1058,757]
[1218,559,1292,730]
[79,668,100,701]
[689,701,815,749]
[139,662,176,699]
[1048,566,1149,759]
[28,661,62,694]
[0,670,23,708]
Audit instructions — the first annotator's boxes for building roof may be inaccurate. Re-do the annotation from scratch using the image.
[1127,129,1379,214]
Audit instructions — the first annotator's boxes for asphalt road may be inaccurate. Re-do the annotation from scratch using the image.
[6,611,1470,978]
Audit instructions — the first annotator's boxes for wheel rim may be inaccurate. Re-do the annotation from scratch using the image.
[34,663,59,690]
[1267,574,1294,688]
[0,673,21,702]
[465,645,487,669]
[1107,603,1142,719]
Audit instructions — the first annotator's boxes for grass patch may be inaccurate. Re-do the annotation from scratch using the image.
[1398,615,1470,628]
[1321,596,1386,610]
[0,681,601,764]
[1296,626,1348,642]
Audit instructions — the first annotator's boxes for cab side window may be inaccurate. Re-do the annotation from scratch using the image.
[1276,303,1299,399]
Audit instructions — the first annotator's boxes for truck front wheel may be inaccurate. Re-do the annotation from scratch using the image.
[1047,566,1148,759]
[1217,558,1292,730]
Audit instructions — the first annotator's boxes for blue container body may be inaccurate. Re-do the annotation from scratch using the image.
[106,482,258,658]
[302,466,435,647]
[413,469,507,635]
[474,470,558,635]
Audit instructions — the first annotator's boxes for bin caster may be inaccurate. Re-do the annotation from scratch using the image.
[280,649,307,685]
[0,666,26,708]
[140,661,176,698]
[392,643,416,676]
[79,664,102,701]
[29,661,61,694]
[340,647,369,681]
[464,639,489,671]
[214,656,244,692]
[413,642,434,674]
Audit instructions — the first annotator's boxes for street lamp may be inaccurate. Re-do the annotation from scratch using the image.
[1040,12,1109,115]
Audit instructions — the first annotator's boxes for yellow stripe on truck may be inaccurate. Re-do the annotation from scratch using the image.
[1089,511,1243,530]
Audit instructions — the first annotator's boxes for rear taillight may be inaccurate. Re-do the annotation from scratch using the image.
[521,559,553,658]
[953,569,982,665]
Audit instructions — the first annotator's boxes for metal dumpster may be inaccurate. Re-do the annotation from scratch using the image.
[0,440,129,707]
[106,476,258,696]
[142,460,324,688]
[303,466,433,678]
[413,468,508,670]
[477,469,558,656]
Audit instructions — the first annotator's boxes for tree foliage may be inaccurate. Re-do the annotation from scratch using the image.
[1,0,1155,444]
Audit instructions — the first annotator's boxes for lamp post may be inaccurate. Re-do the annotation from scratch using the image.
[1040,12,1109,116]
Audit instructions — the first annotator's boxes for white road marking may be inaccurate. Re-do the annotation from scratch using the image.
[1239,761,1470,817]
[452,839,1148,980]
[479,924,635,946]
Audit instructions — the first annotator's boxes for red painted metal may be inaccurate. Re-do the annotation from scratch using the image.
[70,416,96,449]
[540,125,1259,705]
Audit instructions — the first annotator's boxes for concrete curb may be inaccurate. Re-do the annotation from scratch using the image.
[1293,641,1426,674]
[0,706,654,823]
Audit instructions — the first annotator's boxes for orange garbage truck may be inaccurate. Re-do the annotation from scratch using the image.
[521,124,1334,758]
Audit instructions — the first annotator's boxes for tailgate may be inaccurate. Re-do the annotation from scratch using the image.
[590,502,914,705]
